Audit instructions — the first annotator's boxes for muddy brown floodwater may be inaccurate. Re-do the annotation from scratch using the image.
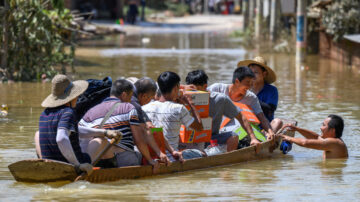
[1,31,360,201]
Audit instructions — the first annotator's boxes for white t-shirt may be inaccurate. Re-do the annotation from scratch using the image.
[142,101,194,151]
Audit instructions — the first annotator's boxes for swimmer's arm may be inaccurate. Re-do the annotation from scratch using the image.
[281,135,335,151]
[284,125,319,139]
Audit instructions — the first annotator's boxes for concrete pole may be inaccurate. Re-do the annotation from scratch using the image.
[242,0,249,31]
[255,0,263,39]
[1,0,9,76]
[269,0,277,42]
[296,0,307,63]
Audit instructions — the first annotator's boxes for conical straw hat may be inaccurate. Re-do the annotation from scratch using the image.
[41,74,88,108]
[237,56,276,84]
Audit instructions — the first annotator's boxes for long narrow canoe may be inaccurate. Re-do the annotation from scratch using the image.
[9,121,296,183]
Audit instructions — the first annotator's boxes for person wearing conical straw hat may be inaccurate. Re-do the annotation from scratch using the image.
[36,74,121,175]
[238,56,293,154]
[237,56,282,132]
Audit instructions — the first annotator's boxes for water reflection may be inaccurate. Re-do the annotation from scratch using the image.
[318,159,348,183]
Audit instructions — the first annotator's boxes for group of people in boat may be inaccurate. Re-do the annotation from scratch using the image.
[34,56,348,175]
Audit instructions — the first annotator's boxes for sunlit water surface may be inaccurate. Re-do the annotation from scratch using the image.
[1,32,360,201]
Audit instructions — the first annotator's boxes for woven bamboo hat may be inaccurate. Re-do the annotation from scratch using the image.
[41,74,88,108]
[237,56,276,84]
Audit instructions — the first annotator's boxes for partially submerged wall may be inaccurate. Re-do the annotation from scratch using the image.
[319,31,360,69]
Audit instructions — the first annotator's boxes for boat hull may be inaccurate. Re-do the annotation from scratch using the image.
[8,120,296,183]
[8,138,281,183]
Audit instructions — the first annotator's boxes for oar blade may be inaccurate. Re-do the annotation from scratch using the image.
[8,159,78,183]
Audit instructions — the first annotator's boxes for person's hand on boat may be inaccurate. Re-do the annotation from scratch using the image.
[250,138,261,154]
[172,151,184,163]
[159,151,171,166]
[149,159,160,174]
[250,138,261,146]
[266,129,275,141]
[77,163,94,175]
[104,130,123,140]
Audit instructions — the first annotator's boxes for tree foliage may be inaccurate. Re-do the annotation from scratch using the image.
[0,0,75,81]
[322,0,360,41]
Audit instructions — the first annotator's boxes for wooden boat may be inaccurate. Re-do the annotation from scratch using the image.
[8,125,295,183]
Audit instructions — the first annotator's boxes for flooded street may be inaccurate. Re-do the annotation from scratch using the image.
[1,28,360,201]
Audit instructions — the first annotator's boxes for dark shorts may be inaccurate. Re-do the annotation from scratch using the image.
[78,153,92,164]
[182,149,203,160]
[211,131,236,145]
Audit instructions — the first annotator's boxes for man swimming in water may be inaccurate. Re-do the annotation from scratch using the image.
[279,114,348,159]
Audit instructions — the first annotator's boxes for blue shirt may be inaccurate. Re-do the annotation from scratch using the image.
[39,106,89,163]
[257,84,278,121]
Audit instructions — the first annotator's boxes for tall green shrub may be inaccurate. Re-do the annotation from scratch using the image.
[0,0,75,81]
[322,0,360,41]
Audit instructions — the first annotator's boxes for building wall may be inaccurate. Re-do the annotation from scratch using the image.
[319,31,360,68]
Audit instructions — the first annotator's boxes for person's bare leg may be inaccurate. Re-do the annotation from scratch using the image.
[271,118,283,133]
[86,137,109,163]
[226,136,239,152]
[34,131,42,159]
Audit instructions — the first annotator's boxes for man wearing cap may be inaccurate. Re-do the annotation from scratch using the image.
[38,74,120,175]
[238,56,282,132]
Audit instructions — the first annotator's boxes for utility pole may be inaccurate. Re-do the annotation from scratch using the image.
[242,0,249,30]
[296,0,307,63]
[269,0,277,42]
[255,0,263,39]
[1,0,9,78]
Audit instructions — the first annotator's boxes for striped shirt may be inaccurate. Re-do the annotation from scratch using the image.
[79,97,140,150]
[142,101,194,151]
[39,106,90,163]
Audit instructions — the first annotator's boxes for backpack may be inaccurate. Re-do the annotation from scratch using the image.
[75,77,112,119]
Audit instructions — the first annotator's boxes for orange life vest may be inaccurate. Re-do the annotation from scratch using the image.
[220,102,260,129]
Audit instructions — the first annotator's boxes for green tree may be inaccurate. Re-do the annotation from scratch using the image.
[322,0,360,41]
[0,0,76,81]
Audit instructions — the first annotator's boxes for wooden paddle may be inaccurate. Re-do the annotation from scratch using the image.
[74,136,121,181]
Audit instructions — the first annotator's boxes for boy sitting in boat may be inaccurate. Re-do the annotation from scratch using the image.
[129,77,170,164]
[207,66,276,141]
[279,115,348,159]
[38,74,118,175]
[78,79,160,172]
[183,70,260,151]
[142,71,204,162]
